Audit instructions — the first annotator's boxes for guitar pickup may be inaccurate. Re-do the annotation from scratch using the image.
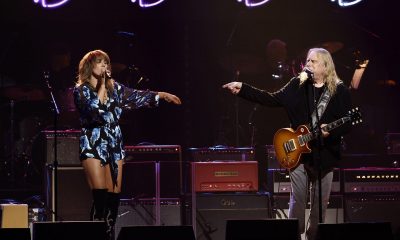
[284,139,297,153]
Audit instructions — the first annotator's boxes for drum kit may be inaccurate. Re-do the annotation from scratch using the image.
[219,41,344,78]
[0,83,78,187]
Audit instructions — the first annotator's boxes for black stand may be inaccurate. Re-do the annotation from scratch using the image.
[44,71,60,221]
[311,84,324,224]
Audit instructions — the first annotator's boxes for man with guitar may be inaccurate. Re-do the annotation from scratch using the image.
[223,48,353,240]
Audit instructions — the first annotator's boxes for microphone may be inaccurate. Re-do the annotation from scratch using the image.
[299,67,314,82]
[105,70,112,79]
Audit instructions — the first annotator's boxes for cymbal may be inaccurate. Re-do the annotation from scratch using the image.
[219,53,265,74]
[316,41,344,54]
[0,85,46,101]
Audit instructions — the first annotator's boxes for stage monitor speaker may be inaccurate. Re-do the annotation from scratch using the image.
[44,166,92,221]
[226,219,299,240]
[316,222,393,240]
[115,198,182,238]
[344,194,400,238]
[117,226,195,240]
[0,228,31,240]
[194,192,271,240]
[32,221,106,240]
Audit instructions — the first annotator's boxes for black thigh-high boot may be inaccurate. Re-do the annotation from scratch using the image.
[90,189,108,221]
[105,192,120,240]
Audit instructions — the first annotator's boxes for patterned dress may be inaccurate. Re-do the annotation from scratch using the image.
[73,81,158,185]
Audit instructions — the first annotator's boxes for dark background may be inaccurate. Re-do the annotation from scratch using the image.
[1,0,399,190]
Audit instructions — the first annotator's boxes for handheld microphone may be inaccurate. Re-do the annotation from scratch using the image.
[304,68,314,80]
[105,70,112,79]
[299,68,314,82]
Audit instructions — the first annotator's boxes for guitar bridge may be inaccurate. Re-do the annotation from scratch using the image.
[284,139,296,153]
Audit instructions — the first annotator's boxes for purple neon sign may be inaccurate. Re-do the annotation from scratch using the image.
[131,0,166,8]
[331,0,363,7]
[237,0,271,7]
[33,0,70,8]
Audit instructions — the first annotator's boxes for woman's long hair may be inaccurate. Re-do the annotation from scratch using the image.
[76,49,114,91]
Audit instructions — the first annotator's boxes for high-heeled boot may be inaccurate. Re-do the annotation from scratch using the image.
[90,189,108,221]
[105,192,120,240]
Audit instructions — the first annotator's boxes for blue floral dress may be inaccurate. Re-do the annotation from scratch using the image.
[73,81,158,185]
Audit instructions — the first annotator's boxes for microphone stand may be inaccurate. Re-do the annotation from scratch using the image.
[44,71,60,221]
[311,81,324,224]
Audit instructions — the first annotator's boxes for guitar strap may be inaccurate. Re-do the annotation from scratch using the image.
[311,86,331,129]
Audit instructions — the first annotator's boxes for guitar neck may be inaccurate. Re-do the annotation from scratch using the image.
[303,116,350,142]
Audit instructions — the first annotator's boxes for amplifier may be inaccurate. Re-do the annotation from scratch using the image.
[191,161,258,192]
[268,168,341,193]
[273,194,344,224]
[385,133,400,155]
[124,145,181,162]
[44,165,92,221]
[266,145,280,169]
[116,198,182,238]
[188,147,254,162]
[343,167,400,193]
[193,192,271,240]
[42,130,80,166]
[344,194,400,237]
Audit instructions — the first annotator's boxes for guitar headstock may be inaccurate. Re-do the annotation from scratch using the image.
[348,107,362,125]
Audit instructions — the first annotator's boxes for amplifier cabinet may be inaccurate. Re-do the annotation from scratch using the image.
[344,194,400,237]
[122,145,182,199]
[273,194,344,224]
[385,133,400,155]
[124,145,181,162]
[343,167,400,193]
[191,161,258,192]
[268,168,341,193]
[188,147,254,162]
[193,192,271,240]
[42,130,80,166]
[116,198,182,238]
[45,165,92,221]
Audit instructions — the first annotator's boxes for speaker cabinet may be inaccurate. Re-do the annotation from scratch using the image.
[0,228,30,240]
[117,226,195,240]
[273,194,344,224]
[121,161,181,198]
[42,130,80,166]
[194,193,271,240]
[316,222,393,240]
[45,165,92,221]
[32,221,106,240]
[226,219,299,240]
[344,194,400,238]
[115,198,182,238]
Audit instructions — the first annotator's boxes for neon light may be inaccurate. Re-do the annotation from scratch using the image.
[131,0,166,8]
[33,0,70,8]
[331,0,363,7]
[237,0,271,7]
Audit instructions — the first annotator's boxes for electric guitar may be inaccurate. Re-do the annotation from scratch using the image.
[273,107,362,169]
